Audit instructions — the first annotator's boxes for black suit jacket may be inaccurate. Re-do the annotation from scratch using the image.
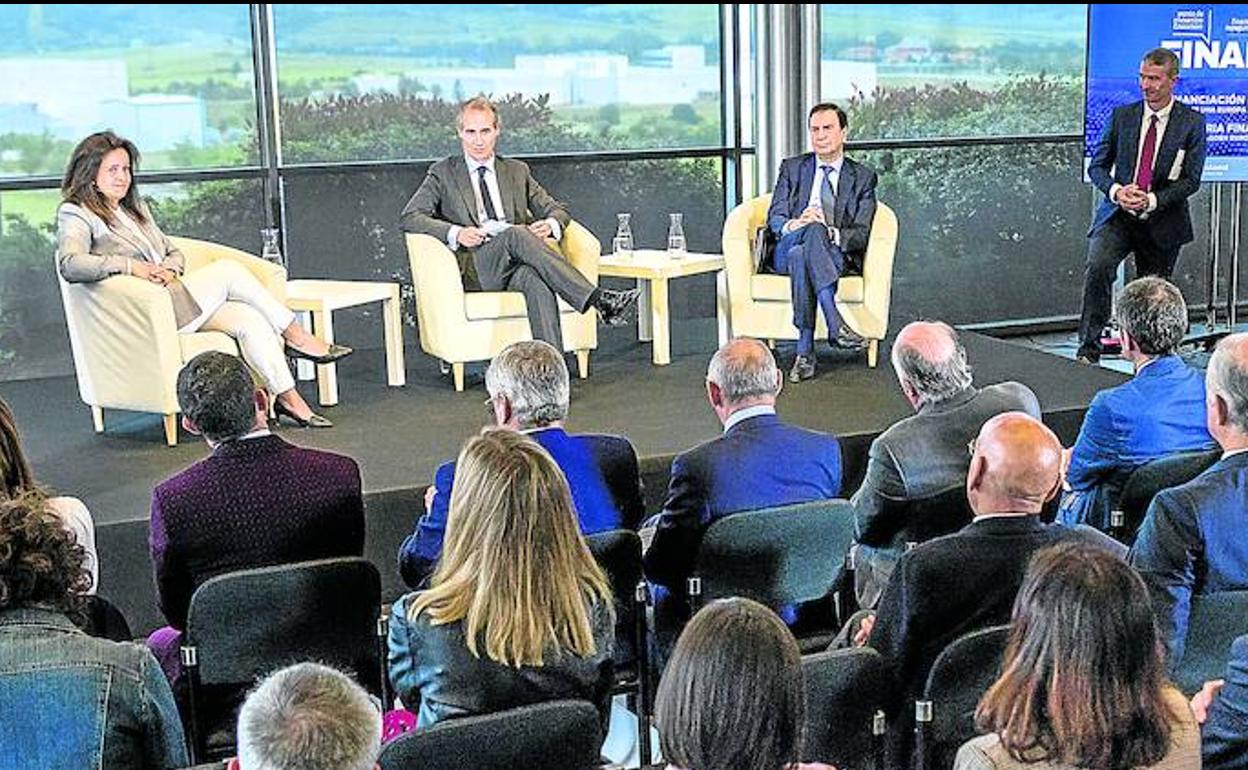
[1088,99,1207,250]
[765,153,878,270]
[1203,633,1248,770]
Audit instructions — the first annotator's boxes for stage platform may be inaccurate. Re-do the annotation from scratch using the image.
[1,329,1126,635]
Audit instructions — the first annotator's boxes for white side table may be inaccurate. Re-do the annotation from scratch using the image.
[285,279,406,406]
[598,250,729,365]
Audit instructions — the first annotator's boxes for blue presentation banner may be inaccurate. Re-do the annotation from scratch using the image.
[1087,5,1248,182]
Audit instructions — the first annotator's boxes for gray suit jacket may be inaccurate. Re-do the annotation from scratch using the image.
[851,381,1041,606]
[56,201,185,283]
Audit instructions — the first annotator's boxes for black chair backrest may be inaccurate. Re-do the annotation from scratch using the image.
[184,556,382,691]
[586,529,643,670]
[1175,590,1248,694]
[868,485,974,549]
[918,624,1011,770]
[802,647,888,770]
[378,699,603,770]
[1117,449,1220,543]
[78,594,133,642]
[694,499,856,607]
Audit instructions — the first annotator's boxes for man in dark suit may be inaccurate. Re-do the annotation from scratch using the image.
[399,95,638,347]
[1131,333,1248,665]
[861,413,1123,741]
[399,340,644,587]
[766,102,878,382]
[1077,47,1207,363]
[851,321,1040,608]
[145,352,365,681]
[644,338,842,605]
[1193,634,1248,770]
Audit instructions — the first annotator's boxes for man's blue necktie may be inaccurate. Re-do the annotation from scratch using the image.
[820,164,837,227]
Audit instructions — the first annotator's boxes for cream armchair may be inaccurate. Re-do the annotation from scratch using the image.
[405,222,600,391]
[57,236,286,446]
[721,195,897,367]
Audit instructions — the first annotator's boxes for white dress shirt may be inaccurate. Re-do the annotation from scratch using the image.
[446,154,562,249]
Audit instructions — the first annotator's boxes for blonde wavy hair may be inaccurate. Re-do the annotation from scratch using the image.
[409,428,612,667]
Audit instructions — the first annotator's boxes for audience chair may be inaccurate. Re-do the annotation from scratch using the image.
[77,594,133,642]
[1109,448,1221,545]
[377,699,603,770]
[721,195,897,367]
[404,222,600,391]
[179,557,384,763]
[1173,590,1248,694]
[57,236,286,446]
[913,624,1010,770]
[802,646,890,770]
[686,499,857,649]
[586,529,652,763]
[859,485,975,554]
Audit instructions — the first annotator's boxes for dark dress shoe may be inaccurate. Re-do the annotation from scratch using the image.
[1075,344,1101,365]
[831,326,870,351]
[273,402,334,428]
[284,343,353,365]
[789,355,816,383]
[595,288,642,326]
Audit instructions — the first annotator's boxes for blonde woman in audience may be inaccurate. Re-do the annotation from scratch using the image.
[655,597,835,770]
[0,396,97,593]
[955,542,1199,770]
[388,428,615,728]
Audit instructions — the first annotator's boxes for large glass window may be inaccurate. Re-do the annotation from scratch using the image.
[821,5,1086,139]
[0,4,258,176]
[273,4,724,163]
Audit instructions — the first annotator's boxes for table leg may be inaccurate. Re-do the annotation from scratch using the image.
[383,287,406,387]
[313,308,338,407]
[716,270,731,345]
[652,277,671,365]
[637,278,653,342]
[295,310,315,381]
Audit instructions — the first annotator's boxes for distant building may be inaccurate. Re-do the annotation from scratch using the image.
[821,60,879,101]
[100,95,205,151]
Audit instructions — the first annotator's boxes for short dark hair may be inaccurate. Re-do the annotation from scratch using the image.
[176,352,258,443]
[61,130,147,226]
[809,102,848,130]
[1143,47,1180,78]
[656,598,804,770]
[0,492,90,615]
[975,542,1177,768]
[1114,277,1187,356]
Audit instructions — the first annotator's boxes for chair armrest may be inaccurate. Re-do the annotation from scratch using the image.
[561,221,601,285]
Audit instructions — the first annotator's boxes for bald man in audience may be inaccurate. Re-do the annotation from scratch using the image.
[862,413,1124,740]
[851,321,1039,607]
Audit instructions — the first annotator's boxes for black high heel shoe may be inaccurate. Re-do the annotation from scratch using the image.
[273,400,333,428]
[284,342,353,365]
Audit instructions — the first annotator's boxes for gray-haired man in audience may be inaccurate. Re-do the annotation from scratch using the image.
[231,662,380,770]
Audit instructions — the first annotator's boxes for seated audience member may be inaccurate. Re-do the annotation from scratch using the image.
[0,395,98,593]
[1191,634,1248,770]
[863,413,1123,745]
[644,338,842,612]
[1132,332,1248,664]
[655,597,833,770]
[851,321,1039,608]
[231,662,381,770]
[0,493,187,769]
[399,339,644,587]
[1060,277,1215,530]
[956,542,1198,770]
[389,429,615,728]
[146,351,365,681]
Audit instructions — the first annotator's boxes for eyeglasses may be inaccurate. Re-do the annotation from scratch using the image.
[967,437,978,458]
[483,395,497,420]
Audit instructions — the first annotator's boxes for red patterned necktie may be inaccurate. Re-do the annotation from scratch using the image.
[1135,114,1159,191]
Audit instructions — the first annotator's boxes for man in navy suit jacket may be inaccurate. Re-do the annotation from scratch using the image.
[399,340,644,587]
[1194,633,1248,770]
[146,352,364,681]
[644,338,842,600]
[1077,47,1207,363]
[1131,333,1248,666]
[766,102,879,383]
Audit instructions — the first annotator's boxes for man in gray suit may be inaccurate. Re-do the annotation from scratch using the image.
[399,95,638,346]
[850,321,1040,607]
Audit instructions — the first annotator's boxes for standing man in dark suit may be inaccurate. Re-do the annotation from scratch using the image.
[145,352,365,683]
[766,102,878,382]
[1077,47,1207,363]
[399,95,638,347]
[644,338,842,609]
[398,340,644,587]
